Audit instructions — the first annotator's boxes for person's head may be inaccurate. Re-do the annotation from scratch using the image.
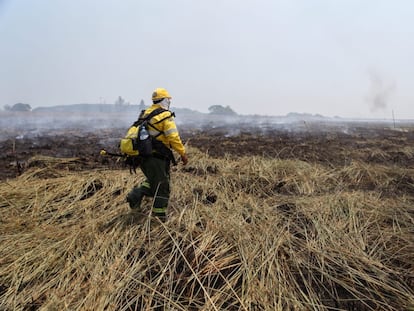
[152,88,172,110]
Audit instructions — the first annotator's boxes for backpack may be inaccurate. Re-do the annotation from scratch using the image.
[120,108,167,157]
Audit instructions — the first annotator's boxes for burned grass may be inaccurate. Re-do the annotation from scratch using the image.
[0,126,414,310]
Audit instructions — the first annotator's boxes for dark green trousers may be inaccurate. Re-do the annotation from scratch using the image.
[127,156,170,217]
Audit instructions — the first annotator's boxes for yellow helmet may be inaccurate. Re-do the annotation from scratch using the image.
[152,88,171,101]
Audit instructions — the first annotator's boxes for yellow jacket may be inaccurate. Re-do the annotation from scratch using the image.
[144,104,186,157]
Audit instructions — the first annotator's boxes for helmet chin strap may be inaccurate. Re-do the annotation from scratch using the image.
[159,98,171,110]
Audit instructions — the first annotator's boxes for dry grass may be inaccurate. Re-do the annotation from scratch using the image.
[1,147,413,310]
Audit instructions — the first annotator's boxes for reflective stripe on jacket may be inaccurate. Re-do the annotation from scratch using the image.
[144,104,186,157]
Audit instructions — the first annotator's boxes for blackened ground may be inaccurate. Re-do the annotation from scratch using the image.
[0,125,413,181]
[185,127,414,167]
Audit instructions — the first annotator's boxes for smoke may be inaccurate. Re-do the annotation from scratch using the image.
[366,69,396,112]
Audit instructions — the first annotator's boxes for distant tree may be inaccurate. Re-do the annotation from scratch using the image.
[9,103,32,112]
[3,104,11,111]
[114,96,125,106]
[138,99,146,110]
[208,105,237,115]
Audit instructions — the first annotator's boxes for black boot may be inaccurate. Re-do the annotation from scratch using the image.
[126,187,144,210]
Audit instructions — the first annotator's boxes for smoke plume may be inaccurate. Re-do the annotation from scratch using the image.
[366,69,396,112]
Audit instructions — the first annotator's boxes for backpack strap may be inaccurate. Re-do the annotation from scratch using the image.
[144,108,167,121]
[132,107,174,138]
[152,111,175,125]
[145,109,175,137]
[132,108,166,127]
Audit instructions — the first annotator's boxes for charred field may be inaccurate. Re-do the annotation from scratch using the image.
[1,118,414,310]
[2,120,414,180]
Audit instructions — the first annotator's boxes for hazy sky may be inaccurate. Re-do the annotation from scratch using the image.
[1,0,413,119]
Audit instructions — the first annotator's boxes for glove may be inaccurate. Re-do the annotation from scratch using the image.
[181,154,188,165]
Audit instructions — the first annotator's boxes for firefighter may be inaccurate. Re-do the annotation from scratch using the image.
[126,88,188,221]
